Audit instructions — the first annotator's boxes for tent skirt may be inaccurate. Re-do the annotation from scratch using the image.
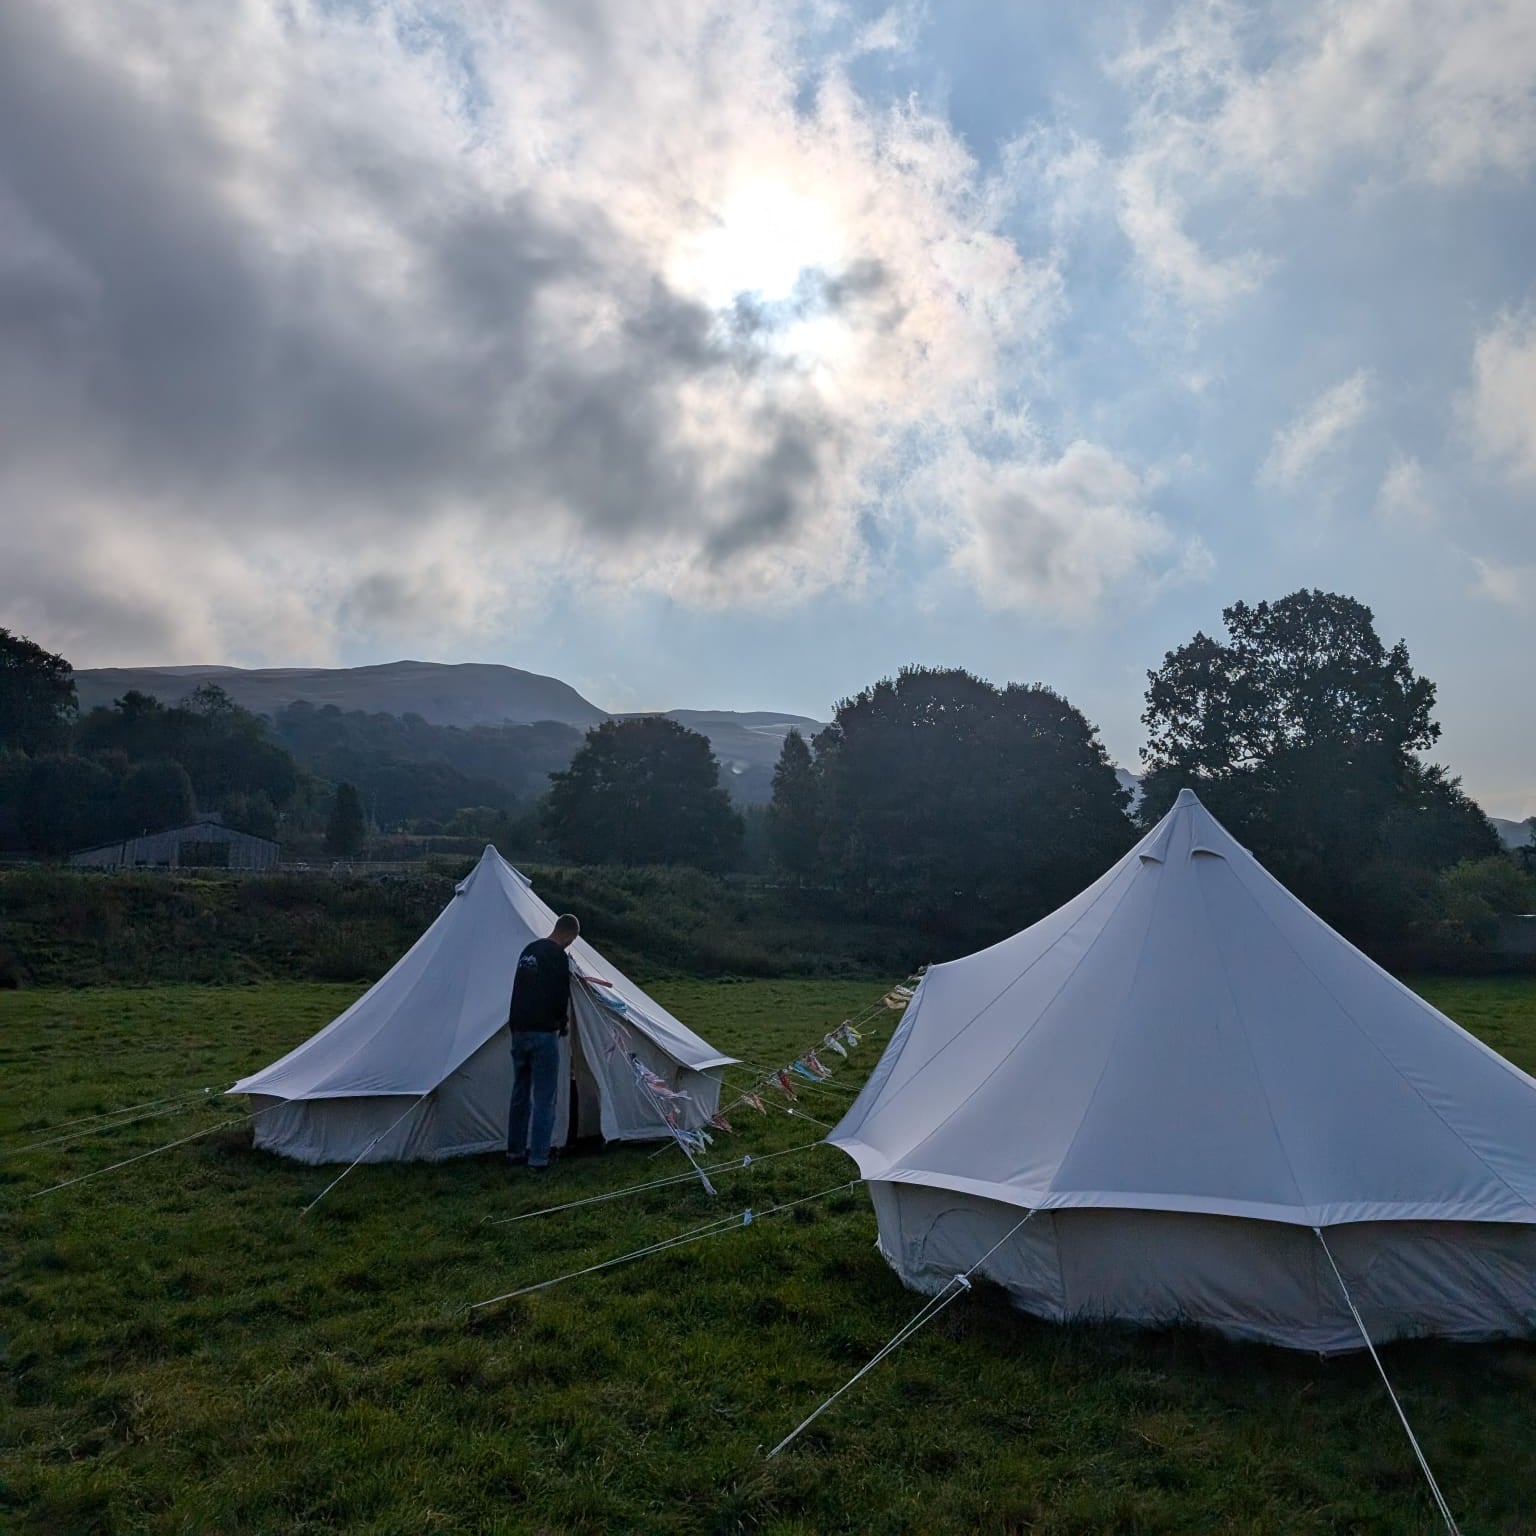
[869,1181,1536,1353]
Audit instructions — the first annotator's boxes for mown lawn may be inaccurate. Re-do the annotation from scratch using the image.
[4,976,1536,1535]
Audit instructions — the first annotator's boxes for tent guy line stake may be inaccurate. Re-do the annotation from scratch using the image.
[766,1208,1037,1460]
[26,1105,275,1200]
[300,1094,431,1217]
[465,1178,860,1317]
[483,1138,827,1226]
[1313,1227,1461,1536]
[2,1086,216,1155]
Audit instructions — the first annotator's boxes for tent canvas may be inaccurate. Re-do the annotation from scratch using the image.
[232,846,737,1165]
[830,789,1536,1352]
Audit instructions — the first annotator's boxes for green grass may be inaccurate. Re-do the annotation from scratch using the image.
[3,977,1536,1534]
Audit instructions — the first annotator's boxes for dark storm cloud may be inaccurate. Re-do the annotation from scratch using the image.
[0,2,844,567]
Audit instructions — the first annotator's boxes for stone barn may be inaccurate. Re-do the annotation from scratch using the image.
[71,819,280,871]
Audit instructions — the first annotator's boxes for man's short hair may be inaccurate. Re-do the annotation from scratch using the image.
[552,913,580,939]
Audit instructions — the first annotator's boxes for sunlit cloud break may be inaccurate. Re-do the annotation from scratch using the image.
[0,0,1189,665]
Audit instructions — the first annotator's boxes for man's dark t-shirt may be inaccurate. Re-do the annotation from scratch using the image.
[507,938,571,1032]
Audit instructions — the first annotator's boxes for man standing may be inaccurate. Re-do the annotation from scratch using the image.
[506,913,581,1171]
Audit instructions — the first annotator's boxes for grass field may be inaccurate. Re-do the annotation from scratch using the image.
[5,976,1536,1534]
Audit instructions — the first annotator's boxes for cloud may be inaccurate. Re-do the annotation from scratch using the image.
[1471,556,1536,606]
[1375,456,1437,526]
[2,0,1186,664]
[1463,306,1536,483]
[1258,370,1373,488]
[1106,1,1536,307]
[928,439,1197,618]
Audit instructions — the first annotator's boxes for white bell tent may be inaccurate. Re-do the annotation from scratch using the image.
[829,789,1536,1352]
[232,846,737,1165]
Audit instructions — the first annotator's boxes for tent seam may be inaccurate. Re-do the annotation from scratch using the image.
[853,854,1143,1127]
[1242,866,1536,1220]
[899,851,1160,1179]
[1040,849,1169,1195]
[1194,860,1310,1216]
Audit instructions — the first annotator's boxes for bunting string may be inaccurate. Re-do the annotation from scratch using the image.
[712,976,922,1127]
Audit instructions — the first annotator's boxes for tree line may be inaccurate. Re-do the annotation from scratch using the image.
[484,587,1531,964]
[3,589,1532,966]
[0,636,578,857]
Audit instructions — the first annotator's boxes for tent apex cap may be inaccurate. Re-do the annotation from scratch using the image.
[1174,787,1202,807]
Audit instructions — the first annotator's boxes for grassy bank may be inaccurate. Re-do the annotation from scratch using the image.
[4,977,1536,1533]
[0,865,915,989]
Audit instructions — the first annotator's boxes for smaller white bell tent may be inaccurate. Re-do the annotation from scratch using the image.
[232,846,737,1165]
[829,789,1536,1353]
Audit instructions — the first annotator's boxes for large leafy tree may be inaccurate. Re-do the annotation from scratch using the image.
[1142,590,1438,778]
[545,717,743,870]
[1139,590,1498,944]
[810,666,1133,940]
[76,686,299,811]
[17,755,118,855]
[0,630,76,755]
[766,728,820,881]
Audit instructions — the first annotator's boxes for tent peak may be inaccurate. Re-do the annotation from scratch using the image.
[1173,787,1202,807]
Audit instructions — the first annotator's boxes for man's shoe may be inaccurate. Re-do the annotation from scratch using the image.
[505,1151,528,1166]
[527,1161,549,1173]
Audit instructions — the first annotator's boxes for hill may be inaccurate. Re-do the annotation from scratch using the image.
[71,663,826,805]
[72,661,607,730]
[1493,816,1536,851]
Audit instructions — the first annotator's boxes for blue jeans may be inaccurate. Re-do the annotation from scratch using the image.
[508,1030,561,1166]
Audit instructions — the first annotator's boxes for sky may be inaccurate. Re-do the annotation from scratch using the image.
[0,1,1533,816]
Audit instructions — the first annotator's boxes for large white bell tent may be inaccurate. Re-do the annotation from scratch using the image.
[232,846,737,1165]
[828,789,1536,1353]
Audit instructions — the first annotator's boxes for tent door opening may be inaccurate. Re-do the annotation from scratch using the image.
[566,1026,604,1146]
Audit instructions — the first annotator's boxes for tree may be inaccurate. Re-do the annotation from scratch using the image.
[220,790,278,840]
[1143,591,1438,781]
[811,666,1133,941]
[767,729,820,881]
[444,806,506,839]
[1139,590,1498,946]
[325,782,367,856]
[115,759,195,836]
[0,629,76,754]
[544,717,743,870]
[17,754,118,855]
[76,688,301,811]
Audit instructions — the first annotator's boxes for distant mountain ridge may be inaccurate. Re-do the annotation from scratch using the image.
[1493,816,1536,850]
[71,662,826,804]
[72,661,607,731]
